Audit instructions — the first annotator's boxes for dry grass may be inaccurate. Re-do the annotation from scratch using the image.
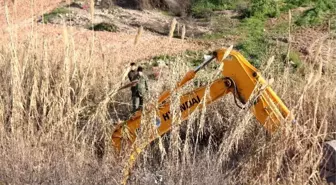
[122,40,336,184]
[168,18,177,42]
[0,4,336,185]
[181,24,186,42]
[0,15,129,184]
[134,26,143,45]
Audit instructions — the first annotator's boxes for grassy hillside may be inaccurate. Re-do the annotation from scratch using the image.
[193,0,335,66]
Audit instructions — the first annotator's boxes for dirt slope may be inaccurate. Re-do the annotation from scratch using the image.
[0,0,204,64]
[293,28,336,66]
[0,0,64,26]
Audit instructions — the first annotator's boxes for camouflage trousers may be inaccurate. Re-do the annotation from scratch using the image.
[132,93,146,113]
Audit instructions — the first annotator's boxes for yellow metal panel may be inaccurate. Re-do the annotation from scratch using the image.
[215,48,292,132]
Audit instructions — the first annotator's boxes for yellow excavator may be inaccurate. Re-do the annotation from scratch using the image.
[111,48,336,184]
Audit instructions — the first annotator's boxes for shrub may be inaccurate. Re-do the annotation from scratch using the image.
[281,0,314,11]
[288,51,302,68]
[235,17,270,67]
[282,51,302,69]
[248,0,280,18]
[152,54,174,61]
[131,0,191,16]
[42,7,70,23]
[331,20,336,33]
[89,22,118,32]
[190,0,237,18]
[295,0,336,26]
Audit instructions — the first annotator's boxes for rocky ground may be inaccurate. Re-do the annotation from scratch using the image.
[36,1,215,38]
[1,0,335,77]
[0,0,206,65]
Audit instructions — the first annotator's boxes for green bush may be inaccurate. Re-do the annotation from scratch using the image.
[89,22,118,32]
[331,19,336,33]
[191,0,284,19]
[191,0,219,18]
[281,0,313,10]
[191,7,214,18]
[284,0,312,6]
[191,0,247,18]
[295,8,322,26]
[248,0,280,18]
[295,0,336,26]
[152,54,174,61]
[42,7,70,23]
[202,32,227,40]
[235,17,270,67]
[183,50,203,67]
[288,51,302,68]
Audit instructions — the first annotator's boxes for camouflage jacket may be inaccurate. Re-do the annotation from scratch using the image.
[136,74,148,97]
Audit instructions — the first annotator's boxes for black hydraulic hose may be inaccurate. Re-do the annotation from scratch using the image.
[194,56,216,73]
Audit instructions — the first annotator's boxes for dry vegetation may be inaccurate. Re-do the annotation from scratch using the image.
[127,40,336,184]
[0,1,336,185]
[108,0,191,16]
[0,26,335,184]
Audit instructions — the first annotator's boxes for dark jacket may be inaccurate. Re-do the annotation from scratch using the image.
[128,70,138,82]
[128,70,139,96]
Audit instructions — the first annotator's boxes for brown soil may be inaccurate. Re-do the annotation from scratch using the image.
[0,0,205,65]
[292,27,336,68]
[38,2,212,37]
[265,10,336,68]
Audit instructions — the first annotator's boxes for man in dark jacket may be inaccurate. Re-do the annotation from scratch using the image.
[128,62,138,81]
[136,66,148,110]
[128,62,139,113]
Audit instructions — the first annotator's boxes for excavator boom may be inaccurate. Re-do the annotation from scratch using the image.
[112,78,230,151]
[112,48,294,184]
[112,48,292,152]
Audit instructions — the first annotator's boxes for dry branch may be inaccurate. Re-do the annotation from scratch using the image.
[134,26,143,45]
[169,18,177,42]
[181,24,186,41]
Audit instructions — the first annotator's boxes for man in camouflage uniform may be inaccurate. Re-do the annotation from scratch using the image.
[128,62,139,113]
[135,66,148,111]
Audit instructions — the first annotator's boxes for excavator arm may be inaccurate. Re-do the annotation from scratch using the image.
[112,48,294,184]
[112,48,292,153]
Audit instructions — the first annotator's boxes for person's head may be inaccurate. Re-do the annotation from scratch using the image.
[137,66,143,75]
[130,62,136,70]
